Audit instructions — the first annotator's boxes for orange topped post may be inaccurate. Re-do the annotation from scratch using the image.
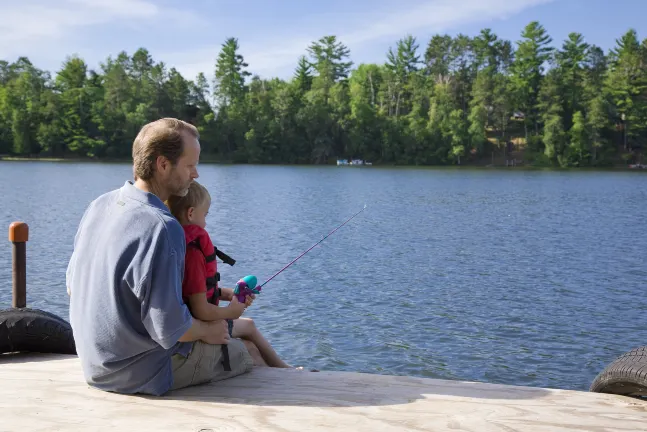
[8,221,28,308]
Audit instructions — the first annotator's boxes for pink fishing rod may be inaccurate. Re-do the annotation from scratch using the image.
[233,204,367,301]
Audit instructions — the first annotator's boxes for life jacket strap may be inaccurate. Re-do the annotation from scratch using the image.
[188,239,236,266]
[206,273,220,288]
[215,247,236,266]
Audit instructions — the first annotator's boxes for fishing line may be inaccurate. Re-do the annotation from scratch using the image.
[233,204,368,301]
[258,204,367,289]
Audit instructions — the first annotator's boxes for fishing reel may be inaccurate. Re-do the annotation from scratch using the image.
[233,275,262,303]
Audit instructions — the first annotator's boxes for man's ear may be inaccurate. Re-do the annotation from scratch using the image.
[156,156,170,174]
[187,207,195,222]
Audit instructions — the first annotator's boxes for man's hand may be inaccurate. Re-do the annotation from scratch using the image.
[201,320,230,345]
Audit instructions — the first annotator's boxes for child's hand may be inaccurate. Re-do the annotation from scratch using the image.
[227,296,247,319]
[244,294,255,307]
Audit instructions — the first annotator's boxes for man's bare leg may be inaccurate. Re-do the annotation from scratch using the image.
[233,318,291,368]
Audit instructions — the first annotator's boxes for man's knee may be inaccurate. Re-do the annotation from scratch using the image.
[226,338,254,374]
[172,340,253,390]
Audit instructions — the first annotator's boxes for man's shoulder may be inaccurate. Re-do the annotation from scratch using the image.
[145,207,185,255]
[86,185,184,251]
[132,203,184,252]
[84,188,119,213]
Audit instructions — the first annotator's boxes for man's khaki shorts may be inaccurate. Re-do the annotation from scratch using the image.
[170,338,253,390]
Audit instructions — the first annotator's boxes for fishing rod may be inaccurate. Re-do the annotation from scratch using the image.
[233,204,367,302]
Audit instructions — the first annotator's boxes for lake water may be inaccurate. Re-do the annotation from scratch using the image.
[1,160,646,392]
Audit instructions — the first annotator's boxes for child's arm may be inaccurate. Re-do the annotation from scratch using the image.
[182,248,248,321]
[219,287,234,301]
[187,293,247,322]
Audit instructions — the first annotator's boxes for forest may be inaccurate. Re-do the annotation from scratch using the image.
[0,21,646,167]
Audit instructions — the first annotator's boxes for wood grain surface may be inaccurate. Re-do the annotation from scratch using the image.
[1,353,645,431]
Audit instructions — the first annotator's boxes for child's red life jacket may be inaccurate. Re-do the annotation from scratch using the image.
[183,224,219,305]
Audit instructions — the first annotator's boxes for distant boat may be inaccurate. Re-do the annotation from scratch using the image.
[337,159,372,166]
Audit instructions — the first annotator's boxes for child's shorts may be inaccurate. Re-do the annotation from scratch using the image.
[170,338,253,390]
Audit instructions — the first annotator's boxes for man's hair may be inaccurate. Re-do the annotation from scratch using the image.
[132,118,199,181]
[167,181,211,221]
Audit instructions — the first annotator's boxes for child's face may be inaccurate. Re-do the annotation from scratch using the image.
[187,200,210,229]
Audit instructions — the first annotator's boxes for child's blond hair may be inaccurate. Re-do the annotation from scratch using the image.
[167,181,211,222]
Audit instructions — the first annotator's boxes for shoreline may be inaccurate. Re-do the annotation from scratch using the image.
[1,155,645,171]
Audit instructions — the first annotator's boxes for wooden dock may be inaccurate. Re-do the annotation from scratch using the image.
[1,353,645,431]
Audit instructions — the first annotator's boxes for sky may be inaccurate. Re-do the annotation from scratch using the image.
[1,0,646,82]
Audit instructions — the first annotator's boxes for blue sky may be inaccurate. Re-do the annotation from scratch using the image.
[1,0,646,82]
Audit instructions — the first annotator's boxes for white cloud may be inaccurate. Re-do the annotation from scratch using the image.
[343,0,554,46]
[0,0,205,61]
[0,0,555,80]
[66,0,158,16]
[166,0,555,81]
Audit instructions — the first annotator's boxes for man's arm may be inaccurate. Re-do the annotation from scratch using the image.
[141,226,234,348]
[178,317,229,344]
[177,318,207,342]
[66,249,76,297]
[140,245,194,349]
[142,257,231,346]
[66,200,94,298]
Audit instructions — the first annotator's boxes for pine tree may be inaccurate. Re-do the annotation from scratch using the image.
[214,37,251,108]
[511,21,554,137]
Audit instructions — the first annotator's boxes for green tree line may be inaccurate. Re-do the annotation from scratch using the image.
[1,22,646,166]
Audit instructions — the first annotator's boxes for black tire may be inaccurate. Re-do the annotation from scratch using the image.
[590,346,647,398]
[0,307,76,355]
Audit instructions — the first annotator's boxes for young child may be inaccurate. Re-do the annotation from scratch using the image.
[167,181,292,368]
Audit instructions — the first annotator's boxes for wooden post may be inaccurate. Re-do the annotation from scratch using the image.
[8,221,28,308]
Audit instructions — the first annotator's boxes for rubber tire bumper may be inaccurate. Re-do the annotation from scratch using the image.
[0,308,76,355]
[590,346,647,398]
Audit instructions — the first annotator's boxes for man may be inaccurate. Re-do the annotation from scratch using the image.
[66,118,253,396]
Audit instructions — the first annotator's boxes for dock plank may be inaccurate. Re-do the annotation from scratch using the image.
[1,353,646,431]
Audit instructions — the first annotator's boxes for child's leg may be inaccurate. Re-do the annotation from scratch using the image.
[232,318,292,368]
[240,339,268,367]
